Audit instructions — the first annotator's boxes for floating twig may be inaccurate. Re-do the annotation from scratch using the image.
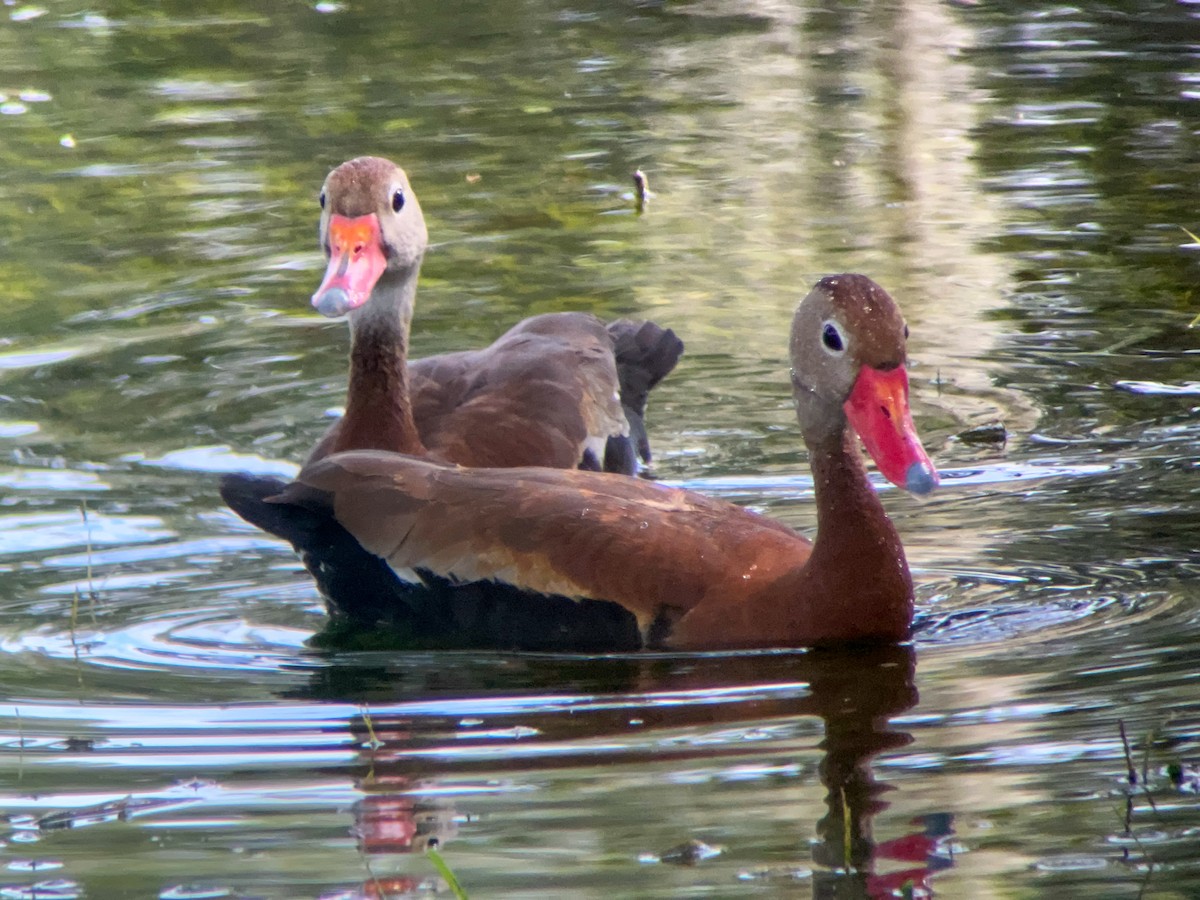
[633,169,651,214]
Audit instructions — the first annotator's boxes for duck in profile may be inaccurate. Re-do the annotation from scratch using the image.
[224,274,938,651]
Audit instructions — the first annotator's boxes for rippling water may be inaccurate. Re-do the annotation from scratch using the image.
[1,0,1199,897]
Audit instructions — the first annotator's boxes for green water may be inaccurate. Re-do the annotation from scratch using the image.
[1,1,1199,897]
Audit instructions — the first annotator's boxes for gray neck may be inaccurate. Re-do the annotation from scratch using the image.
[347,264,418,351]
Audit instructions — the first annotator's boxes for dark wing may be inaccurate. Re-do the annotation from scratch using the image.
[606,319,684,462]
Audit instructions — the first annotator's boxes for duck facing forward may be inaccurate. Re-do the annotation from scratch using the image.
[228,274,938,651]
[303,155,682,472]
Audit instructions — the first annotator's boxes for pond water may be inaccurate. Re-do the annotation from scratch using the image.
[1,0,1199,897]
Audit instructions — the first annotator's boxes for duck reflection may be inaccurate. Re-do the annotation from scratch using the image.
[802,647,953,897]
[302,645,953,898]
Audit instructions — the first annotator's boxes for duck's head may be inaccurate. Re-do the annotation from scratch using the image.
[312,156,428,318]
[790,274,938,495]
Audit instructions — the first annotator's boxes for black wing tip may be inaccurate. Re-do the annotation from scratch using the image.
[605,319,682,467]
[219,472,290,527]
[608,319,685,393]
[219,471,341,546]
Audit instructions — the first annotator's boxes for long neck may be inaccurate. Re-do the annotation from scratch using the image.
[784,421,914,644]
[333,266,426,456]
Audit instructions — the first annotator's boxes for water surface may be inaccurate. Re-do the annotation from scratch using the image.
[1,1,1199,897]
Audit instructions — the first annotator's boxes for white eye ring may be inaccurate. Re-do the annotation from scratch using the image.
[820,319,847,357]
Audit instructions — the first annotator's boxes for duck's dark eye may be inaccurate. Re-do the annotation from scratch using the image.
[318,190,326,209]
[391,189,405,213]
[903,323,910,340]
[822,322,845,353]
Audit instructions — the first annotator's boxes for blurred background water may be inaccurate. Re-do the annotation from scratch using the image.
[1,0,1199,897]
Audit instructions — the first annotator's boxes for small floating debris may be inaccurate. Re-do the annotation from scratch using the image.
[640,838,724,866]
[1169,761,1199,793]
[59,134,76,149]
[56,736,96,752]
[633,168,652,213]
[956,422,1007,446]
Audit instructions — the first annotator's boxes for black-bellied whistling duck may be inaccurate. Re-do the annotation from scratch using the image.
[224,274,938,651]
[302,155,682,472]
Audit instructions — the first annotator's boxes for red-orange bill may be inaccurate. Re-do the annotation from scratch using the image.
[843,365,939,495]
[312,213,387,317]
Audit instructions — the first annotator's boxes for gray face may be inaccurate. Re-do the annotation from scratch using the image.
[318,156,428,275]
[790,273,909,408]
